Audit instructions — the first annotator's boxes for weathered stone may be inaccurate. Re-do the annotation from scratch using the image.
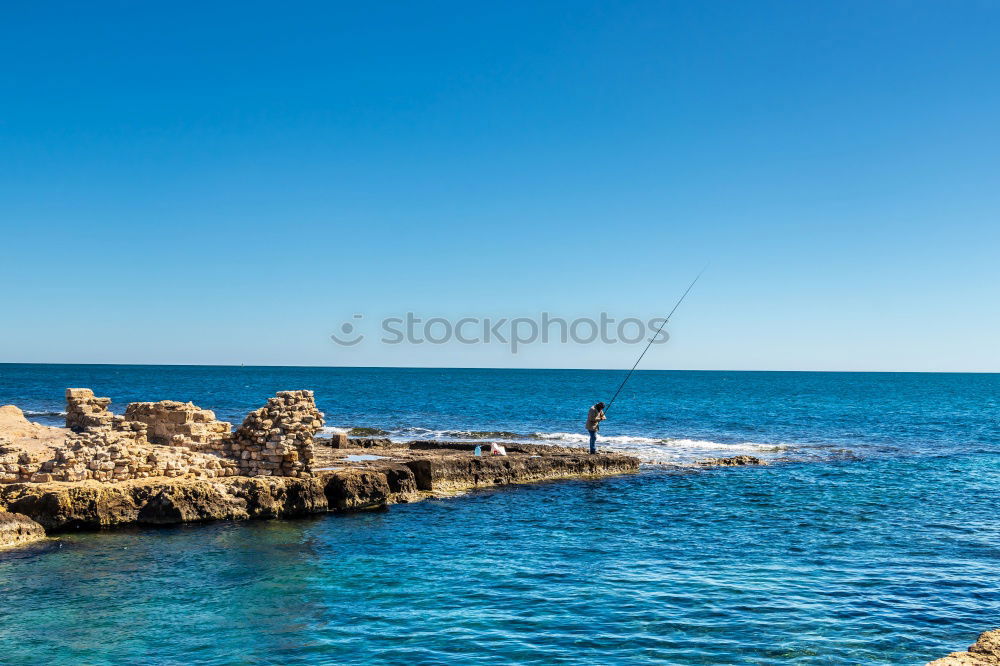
[323,470,390,511]
[0,510,46,548]
[382,463,419,496]
[928,629,1000,665]
[327,432,349,448]
[0,476,328,531]
[231,390,323,477]
[124,401,232,452]
[66,388,116,432]
[404,453,639,492]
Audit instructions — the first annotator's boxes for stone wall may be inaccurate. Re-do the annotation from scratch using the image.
[66,388,117,432]
[231,390,323,477]
[36,430,240,483]
[0,440,44,484]
[123,401,232,452]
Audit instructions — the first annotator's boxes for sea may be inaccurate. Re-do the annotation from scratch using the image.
[0,364,997,664]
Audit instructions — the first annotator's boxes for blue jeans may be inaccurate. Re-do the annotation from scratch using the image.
[588,429,597,454]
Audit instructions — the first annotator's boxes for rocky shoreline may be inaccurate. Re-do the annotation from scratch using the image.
[0,387,767,547]
[0,443,641,534]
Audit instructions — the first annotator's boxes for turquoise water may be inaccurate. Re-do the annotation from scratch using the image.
[1,365,998,664]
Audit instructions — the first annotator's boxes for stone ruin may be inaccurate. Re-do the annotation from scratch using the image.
[124,401,231,453]
[0,389,325,484]
[43,427,240,483]
[0,439,36,484]
[66,388,118,432]
[231,391,323,477]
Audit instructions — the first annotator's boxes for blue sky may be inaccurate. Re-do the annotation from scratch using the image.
[1,1,998,371]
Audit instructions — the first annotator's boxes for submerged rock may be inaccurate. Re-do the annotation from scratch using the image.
[0,510,46,548]
[346,427,391,437]
[928,630,1000,665]
[696,455,766,467]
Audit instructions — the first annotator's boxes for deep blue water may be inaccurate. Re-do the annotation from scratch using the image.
[0,364,998,664]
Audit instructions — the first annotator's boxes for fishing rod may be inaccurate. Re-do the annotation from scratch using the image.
[604,268,706,413]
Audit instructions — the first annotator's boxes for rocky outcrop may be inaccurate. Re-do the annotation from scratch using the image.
[382,463,419,496]
[928,630,1000,665]
[404,453,639,493]
[2,390,649,535]
[0,447,640,531]
[0,476,329,530]
[0,510,45,548]
[323,470,391,511]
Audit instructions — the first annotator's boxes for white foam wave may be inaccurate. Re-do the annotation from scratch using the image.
[320,425,787,464]
[530,431,784,463]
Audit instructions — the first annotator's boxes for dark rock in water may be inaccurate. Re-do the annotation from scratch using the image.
[0,510,46,548]
[927,629,1000,665]
[696,455,766,467]
[347,427,391,437]
[454,430,532,440]
[348,437,406,449]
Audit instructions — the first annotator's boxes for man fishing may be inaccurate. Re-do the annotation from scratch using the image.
[583,270,705,457]
[586,402,606,454]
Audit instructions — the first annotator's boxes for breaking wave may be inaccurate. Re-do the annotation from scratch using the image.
[319,425,788,464]
[532,431,787,463]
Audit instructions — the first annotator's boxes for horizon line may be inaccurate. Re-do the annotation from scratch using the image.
[0,362,997,375]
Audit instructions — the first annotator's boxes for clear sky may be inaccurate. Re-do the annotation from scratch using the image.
[2,1,998,371]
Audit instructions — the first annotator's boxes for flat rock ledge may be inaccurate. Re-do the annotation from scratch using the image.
[0,450,640,532]
[928,630,1000,665]
[0,510,46,548]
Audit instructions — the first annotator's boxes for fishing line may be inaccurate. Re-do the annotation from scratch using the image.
[604,267,706,413]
